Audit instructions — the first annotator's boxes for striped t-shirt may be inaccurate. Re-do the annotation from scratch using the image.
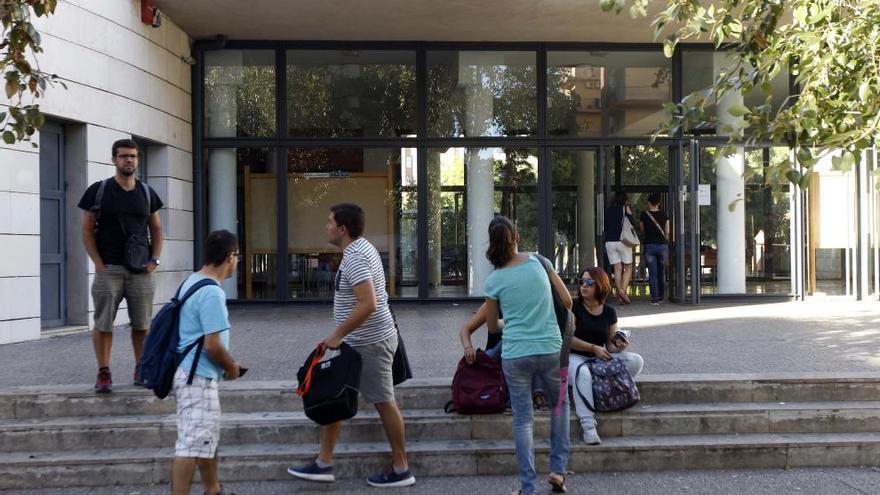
[333,237,396,347]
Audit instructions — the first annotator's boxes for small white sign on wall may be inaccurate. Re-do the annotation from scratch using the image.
[698,184,711,206]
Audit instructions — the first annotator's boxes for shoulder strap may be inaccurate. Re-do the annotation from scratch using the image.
[89,178,112,218]
[575,360,597,412]
[646,211,667,241]
[138,180,152,216]
[178,278,220,304]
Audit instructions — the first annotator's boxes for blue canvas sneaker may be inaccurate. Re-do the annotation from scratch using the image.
[366,469,416,488]
[287,460,335,482]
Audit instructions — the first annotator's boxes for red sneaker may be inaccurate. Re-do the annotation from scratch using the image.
[95,369,112,393]
[133,365,144,387]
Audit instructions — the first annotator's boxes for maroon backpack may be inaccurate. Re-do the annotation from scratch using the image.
[444,350,507,414]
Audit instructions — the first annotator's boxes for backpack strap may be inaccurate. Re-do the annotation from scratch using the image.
[175,278,221,385]
[89,178,112,219]
[574,360,597,412]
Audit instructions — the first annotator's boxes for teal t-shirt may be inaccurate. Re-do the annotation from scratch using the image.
[176,273,230,381]
[484,254,561,360]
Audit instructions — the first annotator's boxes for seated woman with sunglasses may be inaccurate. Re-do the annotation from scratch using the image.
[568,267,644,445]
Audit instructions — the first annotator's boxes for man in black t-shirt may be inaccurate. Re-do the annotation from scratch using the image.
[639,193,669,305]
[77,139,164,393]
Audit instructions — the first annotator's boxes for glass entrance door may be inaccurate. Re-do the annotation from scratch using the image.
[692,143,796,296]
[550,149,602,289]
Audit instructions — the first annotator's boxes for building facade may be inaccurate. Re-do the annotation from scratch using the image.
[1,0,878,344]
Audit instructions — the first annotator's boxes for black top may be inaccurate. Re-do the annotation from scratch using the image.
[571,302,617,358]
[603,205,636,242]
[78,179,163,265]
[640,210,669,245]
[486,331,502,351]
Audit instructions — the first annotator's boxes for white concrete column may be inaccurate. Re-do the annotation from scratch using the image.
[464,79,495,296]
[714,53,746,293]
[206,52,242,298]
[427,152,442,287]
[576,152,597,270]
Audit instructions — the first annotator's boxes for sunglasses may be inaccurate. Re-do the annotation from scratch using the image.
[579,278,596,287]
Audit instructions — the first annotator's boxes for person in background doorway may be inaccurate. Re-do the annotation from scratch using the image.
[603,191,635,304]
[640,193,670,305]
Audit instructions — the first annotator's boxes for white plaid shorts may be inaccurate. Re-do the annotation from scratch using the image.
[173,367,221,458]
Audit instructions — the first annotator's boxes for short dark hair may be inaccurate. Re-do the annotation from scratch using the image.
[611,191,628,206]
[330,203,365,238]
[112,139,139,157]
[204,230,238,267]
[647,193,661,206]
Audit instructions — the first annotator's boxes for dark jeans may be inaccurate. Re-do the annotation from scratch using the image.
[644,243,668,302]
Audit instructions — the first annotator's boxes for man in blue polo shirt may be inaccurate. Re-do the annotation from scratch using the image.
[171,230,243,495]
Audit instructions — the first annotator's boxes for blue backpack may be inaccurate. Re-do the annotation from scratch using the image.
[139,278,220,399]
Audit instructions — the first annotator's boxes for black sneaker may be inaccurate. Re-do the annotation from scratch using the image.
[366,469,416,488]
[287,460,334,482]
[95,369,112,394]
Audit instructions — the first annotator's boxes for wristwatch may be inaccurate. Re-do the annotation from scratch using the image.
[149,256,161,265]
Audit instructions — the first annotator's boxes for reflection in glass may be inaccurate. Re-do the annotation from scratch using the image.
[207,147,277,300]
[205,50,276,138]
[682,51,790,134]
[551,150,599,288]
[427,148,538,297]
[285,148,417,298]
[287,50,416,137]
[696,147,792,295]
[547,51,672,137]
[427,51,537,137]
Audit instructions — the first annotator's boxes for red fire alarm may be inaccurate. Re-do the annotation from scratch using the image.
[141,0,160,27]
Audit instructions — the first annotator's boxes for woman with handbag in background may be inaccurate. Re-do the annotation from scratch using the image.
[483,215,572,495]
[603,191,638,304]
[640,193,670,305]
[568,267,644,445]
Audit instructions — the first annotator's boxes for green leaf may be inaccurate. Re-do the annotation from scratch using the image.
[663,36,676,58]
[2,131,15,145]
[858,82,869,103]
[726,104,750,117]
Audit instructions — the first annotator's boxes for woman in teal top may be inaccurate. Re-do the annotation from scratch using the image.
[483,215,572,495]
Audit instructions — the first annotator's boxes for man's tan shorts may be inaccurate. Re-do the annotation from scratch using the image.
[91,264,155,332]
[352,332,398,405]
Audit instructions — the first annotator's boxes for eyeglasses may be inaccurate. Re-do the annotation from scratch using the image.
[579,278,596,287]
[230,252,242,260]
[116,153,138,160]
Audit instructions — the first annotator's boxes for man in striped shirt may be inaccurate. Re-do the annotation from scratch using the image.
[288,203,415,488]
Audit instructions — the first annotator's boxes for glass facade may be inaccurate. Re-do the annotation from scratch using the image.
[198,43,806,302]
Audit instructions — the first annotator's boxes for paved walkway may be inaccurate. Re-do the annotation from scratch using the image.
[4,467,880,495]
[3,298,880,388]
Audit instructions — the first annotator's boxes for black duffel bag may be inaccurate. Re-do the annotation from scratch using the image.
[296,342,362,425]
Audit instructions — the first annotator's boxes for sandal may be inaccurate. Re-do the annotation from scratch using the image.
[532,391,550,411]
[548,472,567,493]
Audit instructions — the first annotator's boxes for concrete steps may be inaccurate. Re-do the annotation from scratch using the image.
[4,434,880,488]
[3,373,880,489]
[4,401,880,453]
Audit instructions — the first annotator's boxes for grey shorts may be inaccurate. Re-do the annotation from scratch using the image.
[352,333,398,405]
[173,368,221,458]
[91,264,155,332]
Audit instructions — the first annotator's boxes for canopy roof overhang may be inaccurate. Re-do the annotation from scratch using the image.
[156,0,663,43]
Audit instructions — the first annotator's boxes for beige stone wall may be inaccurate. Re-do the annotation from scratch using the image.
[0,0,194,343]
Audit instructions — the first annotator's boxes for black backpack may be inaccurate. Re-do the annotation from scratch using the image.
[296,343,362,425]
[139,278,220,399]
